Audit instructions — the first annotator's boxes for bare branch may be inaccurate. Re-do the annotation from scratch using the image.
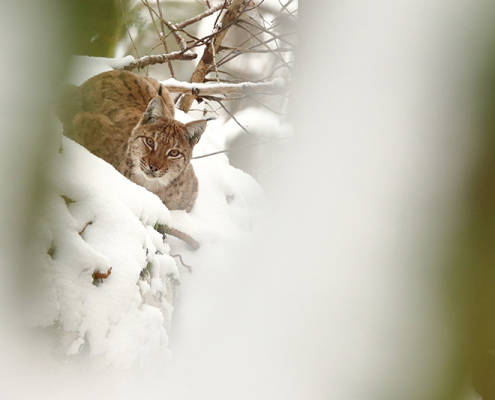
[192,149,229,159]
[155,224,200,250]
[146,0,175,77]
[141,1,167,51]
[220,46,293,53]
[170,253,193,273]
[277,0,297,19]
[234,21,292,70]
[178,0,250,112]
[211,35,221,82]
[119,51,197,71]
[192,136,290,160]
[176,1,232,29]
[237,17,296,46]
[216,99,251,135]
[144,1,188,51]
[162,20,188,50]
[127,29,141,58]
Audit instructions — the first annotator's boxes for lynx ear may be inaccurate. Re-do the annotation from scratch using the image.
[141,97,166,124]
[185,120,207,145]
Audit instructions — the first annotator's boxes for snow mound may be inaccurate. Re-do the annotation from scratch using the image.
[29,55,264,368]
[30,109,262,369]
[32,137,176,367]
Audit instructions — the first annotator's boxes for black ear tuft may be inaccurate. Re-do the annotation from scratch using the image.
[158,84,163,96]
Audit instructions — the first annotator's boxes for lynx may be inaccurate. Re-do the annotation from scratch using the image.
[58,70,208,212]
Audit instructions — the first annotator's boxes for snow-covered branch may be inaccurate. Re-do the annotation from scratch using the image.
[117,50,197,71]
[161,77,287,96]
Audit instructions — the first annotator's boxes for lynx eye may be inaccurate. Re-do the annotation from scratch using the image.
[167,149,181,158]
[143,137,154,149]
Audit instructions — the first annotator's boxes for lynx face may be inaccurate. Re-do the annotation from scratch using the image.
[127,97,206,186]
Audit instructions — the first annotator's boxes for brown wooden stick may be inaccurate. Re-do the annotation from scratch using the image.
[155,224,200,250]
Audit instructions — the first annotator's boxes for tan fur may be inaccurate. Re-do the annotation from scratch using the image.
[59,70,207,212]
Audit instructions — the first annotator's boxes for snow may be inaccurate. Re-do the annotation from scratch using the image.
[31,58,263,368]
[161,77,286,91]
[108,55,136,70]
[67,56,115,85]
[220,106,292,142]
[32,137,175,367]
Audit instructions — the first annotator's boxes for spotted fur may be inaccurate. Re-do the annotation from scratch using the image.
[58,70,207,212]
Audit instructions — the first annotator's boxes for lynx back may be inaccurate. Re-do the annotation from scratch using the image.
[58,70,207,212]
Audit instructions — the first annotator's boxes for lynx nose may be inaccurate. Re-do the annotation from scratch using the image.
[149,163,159,173]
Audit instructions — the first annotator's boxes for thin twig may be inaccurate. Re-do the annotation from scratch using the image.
[238,17,295,46]
[155,224,200,250]
[216,99,251,135]
[176,1,231,29]
[144,1,188,50]
[120,0,141,58]
[192,136,289,160]
[142,0,167,52]
[170,253,193,273]
[155,0,175,77]
[235,21,292,68]
[220,46,292,53]
[211,36,220,83]
[277,0,297,19]
[127,30,141,58]
[192,149,229,159]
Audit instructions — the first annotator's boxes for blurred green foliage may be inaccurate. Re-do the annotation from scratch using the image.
[65,0,126,57]
[465,34,495,400]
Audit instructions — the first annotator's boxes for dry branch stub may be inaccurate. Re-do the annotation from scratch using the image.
[92,267,112,286]
[155,223,200,250]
